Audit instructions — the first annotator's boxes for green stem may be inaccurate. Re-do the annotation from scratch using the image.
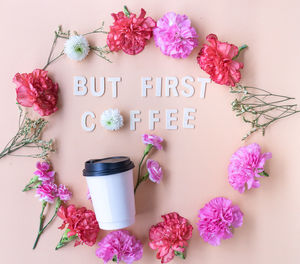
[134,173,149,193]
[0,143,25,159]
[40,209,57,233]
[134,145,152,193]
[233,44,248,60]
[32,201,47,249]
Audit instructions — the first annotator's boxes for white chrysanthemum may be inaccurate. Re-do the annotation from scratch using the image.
[64,35,90,61]
[101,109,124,131]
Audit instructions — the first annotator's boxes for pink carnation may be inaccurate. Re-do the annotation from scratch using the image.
[13,69,58,116]
[96,230,143,264]
[34,161,55,183]
[58,184,72,201]
[107,8,156,55]
[146,159,163,183]
[149,212,193,263]
[142,134,163,150]
[197,197,243,246]
[36,182,58,203]
[197,34,244,86]
[58,205,100,247]
[228,143,272,193]
[153,12,198,58]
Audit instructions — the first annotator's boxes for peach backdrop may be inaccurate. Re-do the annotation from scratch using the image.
[0,0,299,263]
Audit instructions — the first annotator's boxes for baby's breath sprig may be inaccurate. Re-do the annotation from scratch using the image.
[82,21,108,36]
[90,45,111,62]
[0,106,54,160]
[42,25,69,70]
[231,84,300,140]
[43,22,110,70]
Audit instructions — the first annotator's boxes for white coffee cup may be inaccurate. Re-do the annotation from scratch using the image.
[83,157,135,230]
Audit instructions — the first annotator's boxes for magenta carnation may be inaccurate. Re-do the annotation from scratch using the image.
[197,197,243,246]
[34,161,55,183]
[36,182,58,203]
[153,12,198,58]
[228,143,272,193]
[146,159,163,183]
[58,184,72,201]
[142,134,163,150]
[96,230,143,264]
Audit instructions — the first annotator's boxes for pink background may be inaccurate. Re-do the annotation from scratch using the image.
[0,0,300,263]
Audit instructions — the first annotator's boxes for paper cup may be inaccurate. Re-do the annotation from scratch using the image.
[83,157,135,230]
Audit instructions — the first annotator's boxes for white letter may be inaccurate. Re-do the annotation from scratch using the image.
[91,77,105,97]
[166,109,178,130]
[181,76,195,97]
[149,110,160,130]
[74,76,88,96]
[141,77,152,97]
[155,77,162,97]
[108,77,121,98]
[165,77,179,97]
[81,111,95,132]
[183,108,196,128]
[130,110,141,131]
[198,77,211,98]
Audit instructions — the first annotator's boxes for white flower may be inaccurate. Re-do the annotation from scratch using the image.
[64,35,90,61]
[101,109,124,131]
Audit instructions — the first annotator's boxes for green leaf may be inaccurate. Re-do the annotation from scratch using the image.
[123,6,130,17]
[259,171,269,177]
[174,250,185,259]
[112,256,118,262]
[55,229,78,250]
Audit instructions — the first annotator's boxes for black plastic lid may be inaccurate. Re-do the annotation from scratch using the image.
[83,156,135,176]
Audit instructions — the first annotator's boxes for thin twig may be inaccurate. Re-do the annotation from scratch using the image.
[231,84,300,140]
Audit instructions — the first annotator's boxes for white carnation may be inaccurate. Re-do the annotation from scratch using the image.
[101,109,124,131]
[64,35,90,61]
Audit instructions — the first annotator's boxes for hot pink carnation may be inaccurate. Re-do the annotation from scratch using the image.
[142,134,163,150]
[36,182,58,203]
[13,69,58,116]
[58,184,72,201]
[107,8,156,55]
[153,12,198,58]
[228,143,272,193]
[197,34,243,86]
[34,161,55,183]
[146,159,163,183]
[96,230,143,264]
[197,197,243,246]
[149,212,193,263]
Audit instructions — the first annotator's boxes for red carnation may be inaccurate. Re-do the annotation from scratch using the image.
[58,204,100,247]
[107,7,156,55]
[197,34,244,87]
[149,212,193,263]
[13,69,58,116]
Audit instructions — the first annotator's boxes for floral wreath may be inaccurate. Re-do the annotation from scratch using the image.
[1,5,299,264]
